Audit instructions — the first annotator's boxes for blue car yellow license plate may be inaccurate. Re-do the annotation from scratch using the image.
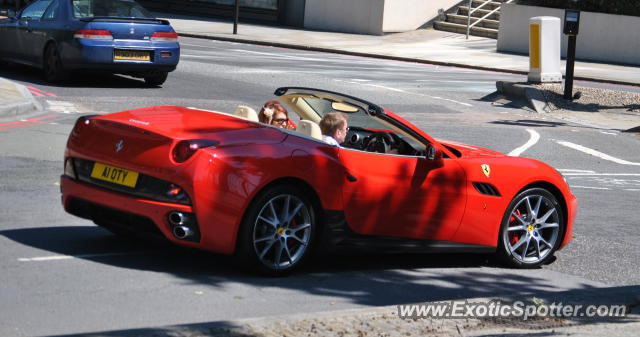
[90,162,139,188]
[114,49,151,61]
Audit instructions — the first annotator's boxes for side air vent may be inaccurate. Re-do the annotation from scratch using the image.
[472,182,501,197]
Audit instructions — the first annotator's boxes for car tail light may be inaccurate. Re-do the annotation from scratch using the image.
[73,29,113,40]
[70,115,96,138]
[64,158,76,179]
[172,140,219,163]
[151,32,178,42]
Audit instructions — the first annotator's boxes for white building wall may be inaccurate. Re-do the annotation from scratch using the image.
[498,3,640,65]
[304,0,460,35]
[382,0,460,33]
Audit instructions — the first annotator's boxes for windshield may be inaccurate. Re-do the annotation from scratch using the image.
[302,97,389,130]
[71,0,153,18]
[295,96,427,151]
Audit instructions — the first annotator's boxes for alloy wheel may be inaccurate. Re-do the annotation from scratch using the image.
[252,194,312,271]
[502,194,561,265]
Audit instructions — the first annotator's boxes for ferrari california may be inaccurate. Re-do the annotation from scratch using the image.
[60,87,577,274]
[0,0,179,86]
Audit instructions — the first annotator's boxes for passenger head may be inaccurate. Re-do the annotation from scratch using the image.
[320,112,348,143]
[259,100,291,129]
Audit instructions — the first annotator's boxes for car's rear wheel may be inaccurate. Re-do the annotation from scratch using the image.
[43,44,68,83]
[237,185,316,275]
[143,71,168,87]
[497,188,564,268]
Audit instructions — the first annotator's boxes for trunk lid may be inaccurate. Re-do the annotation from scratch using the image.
[67,106,286,168]
[82,19,172,40]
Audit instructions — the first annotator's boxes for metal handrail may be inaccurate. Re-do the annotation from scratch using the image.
[466,0,513,39]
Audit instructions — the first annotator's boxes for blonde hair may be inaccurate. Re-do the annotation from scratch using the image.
[319,112,347,137]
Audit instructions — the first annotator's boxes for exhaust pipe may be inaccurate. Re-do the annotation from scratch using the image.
[173,225,193,239]
[168,211,186,226]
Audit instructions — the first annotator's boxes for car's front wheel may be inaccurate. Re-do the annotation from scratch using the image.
[143,71,168,87]
[237,185,317,275]
[497,188,564,268]
[43,44,68,83]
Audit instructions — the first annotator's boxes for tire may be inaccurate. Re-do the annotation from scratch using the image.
[143,71,168,87]
[236,185,317,275]
[43,44,68,83]
[497,188,565,268]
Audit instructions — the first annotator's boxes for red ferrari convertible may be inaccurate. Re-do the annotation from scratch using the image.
[61,87,576,274]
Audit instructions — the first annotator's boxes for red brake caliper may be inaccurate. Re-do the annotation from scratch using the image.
[509,210,522,245]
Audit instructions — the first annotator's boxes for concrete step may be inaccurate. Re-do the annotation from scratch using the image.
[471,0,503,11]
[433,21,498,39]
[446,13,500,29]
[458,6,501,20]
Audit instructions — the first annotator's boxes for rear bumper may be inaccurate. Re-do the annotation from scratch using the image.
[62,39,179,73]
[60,175,202,248]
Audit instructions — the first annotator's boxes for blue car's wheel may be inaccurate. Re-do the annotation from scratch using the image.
[43,44,68,83]
[144,71,168,87]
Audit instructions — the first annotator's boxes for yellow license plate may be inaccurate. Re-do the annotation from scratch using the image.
[90,162,139,188]
[114,49,150,61]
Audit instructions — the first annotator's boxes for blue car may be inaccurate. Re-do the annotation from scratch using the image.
[0,0,180,86]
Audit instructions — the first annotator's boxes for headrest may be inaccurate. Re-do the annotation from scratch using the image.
[298,120,322,140]
[234,105,259,122]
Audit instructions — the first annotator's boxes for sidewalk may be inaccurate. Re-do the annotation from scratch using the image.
[162,13,640,87]
[0,77,41,119]
[55,285,640,337]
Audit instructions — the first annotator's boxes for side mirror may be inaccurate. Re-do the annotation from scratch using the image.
[426,144,444,162]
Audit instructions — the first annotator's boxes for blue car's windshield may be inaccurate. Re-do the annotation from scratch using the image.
[71,0,153,18]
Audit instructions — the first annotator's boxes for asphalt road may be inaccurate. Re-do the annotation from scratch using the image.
[1,37,639,336]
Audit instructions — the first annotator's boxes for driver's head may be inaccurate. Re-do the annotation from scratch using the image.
[320,112,348,143]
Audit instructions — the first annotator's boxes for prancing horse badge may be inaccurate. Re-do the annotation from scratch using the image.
[481,164,491,177]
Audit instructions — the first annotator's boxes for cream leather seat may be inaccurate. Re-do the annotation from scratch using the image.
[297,120,322,140]
[234,105,259,122]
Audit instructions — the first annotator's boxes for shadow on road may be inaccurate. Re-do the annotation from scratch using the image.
[490,119,567,128]
[0,63,152,89]
[1,225,600,308]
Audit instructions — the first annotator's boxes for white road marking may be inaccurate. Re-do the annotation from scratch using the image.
[180,42,225,49]
[17,252,151,262]
[181,54,224,58]
[556,141,640,166]
[571,186,611,190]
[359,83,473,107]
[350,79,372,82]
[230,49,326,62]
[558,169,596,173]
[624,189,640,192]
[46,100,80,114]
[562,173,640,176]
[508,129,540,157]
[600,131,617,136]
[416,80,494,83]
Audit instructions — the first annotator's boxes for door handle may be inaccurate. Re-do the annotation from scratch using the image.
[346,173,357,182]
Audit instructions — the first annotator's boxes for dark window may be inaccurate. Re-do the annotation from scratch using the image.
[42,0,58,20]
[20,0,53,20]
[71,0,153,18]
